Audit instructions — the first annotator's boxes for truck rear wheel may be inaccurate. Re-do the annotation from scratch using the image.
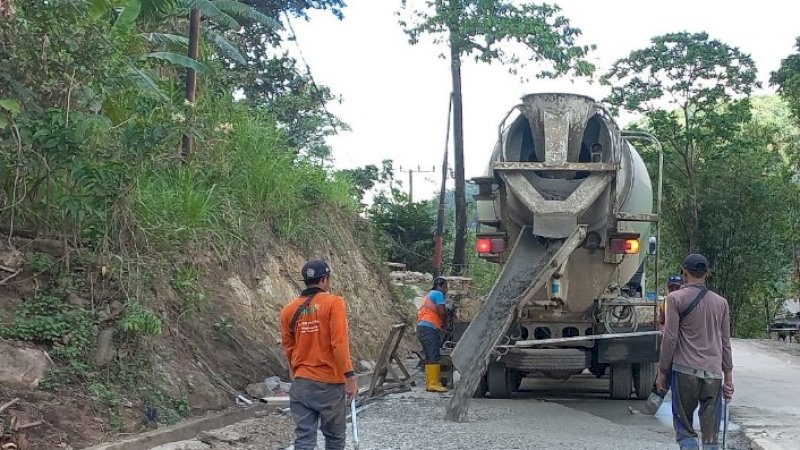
[633,363,657,400]
[610,363,633,400]
[487,362,514,399]
[473,375,488,398]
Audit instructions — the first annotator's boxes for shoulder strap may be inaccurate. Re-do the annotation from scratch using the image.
[290,292,320,337]
[679,287,708,320]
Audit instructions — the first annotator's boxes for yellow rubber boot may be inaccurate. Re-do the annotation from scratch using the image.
[425,364,448,393]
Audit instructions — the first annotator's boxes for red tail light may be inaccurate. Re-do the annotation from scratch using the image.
[611,238,640,255]
[477,238,492,253]
[477,238,506,254]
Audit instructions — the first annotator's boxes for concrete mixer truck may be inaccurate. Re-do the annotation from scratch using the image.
[445,93,664,406]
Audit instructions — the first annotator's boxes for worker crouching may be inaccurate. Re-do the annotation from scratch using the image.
[416,277,449,393]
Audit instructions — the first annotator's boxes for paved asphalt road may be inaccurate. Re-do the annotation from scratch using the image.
[726,339,800,449]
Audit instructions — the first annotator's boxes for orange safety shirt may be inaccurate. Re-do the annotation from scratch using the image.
[417,291,444,330]
[280,290,354,384]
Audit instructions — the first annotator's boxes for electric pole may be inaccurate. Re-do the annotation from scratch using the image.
[434,93,453,278]
[397,165,436,203]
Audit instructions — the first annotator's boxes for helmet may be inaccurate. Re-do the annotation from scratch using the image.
[667,275,682,286]
[433,277,448,289]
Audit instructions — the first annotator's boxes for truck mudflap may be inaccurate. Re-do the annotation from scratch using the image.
[596,332,662,364]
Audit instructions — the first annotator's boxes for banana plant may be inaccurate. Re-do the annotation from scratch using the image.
[94,0,280,74]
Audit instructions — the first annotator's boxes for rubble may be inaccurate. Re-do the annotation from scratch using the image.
[245,382,273,400]
[198,429,248,445]
[388,271,433,286]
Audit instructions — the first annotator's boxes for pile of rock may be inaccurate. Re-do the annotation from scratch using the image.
[389,271,433,287]
[244,376,291,400]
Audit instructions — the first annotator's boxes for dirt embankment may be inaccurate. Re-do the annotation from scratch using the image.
[0,216,414,449]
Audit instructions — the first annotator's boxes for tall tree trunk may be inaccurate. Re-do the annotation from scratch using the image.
[181,8,201,162]
[449,33,467,276]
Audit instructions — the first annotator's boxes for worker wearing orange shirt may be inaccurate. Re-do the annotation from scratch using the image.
[417,277,449,393]
[280,260,358,450]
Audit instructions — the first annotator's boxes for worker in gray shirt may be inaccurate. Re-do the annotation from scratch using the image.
[656,254,734,450]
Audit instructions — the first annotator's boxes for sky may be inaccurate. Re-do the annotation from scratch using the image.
[289,0,800,200]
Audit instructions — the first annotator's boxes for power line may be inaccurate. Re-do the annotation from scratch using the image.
[282,11,340,135]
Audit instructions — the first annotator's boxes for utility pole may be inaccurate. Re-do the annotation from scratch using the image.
[448,20,467,276]
[398,165,436,203]
[181,8,201,163]
[434,93,453,278]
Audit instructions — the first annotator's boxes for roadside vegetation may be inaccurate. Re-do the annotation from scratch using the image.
[0,0,354,432]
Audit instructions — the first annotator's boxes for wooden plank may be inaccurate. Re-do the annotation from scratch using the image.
[367,323,410,398]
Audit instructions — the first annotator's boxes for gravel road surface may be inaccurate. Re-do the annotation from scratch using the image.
[149,337,800,450]
[153,384,751,450]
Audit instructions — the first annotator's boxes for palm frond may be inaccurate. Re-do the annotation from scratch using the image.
[203,29,246,64]
[210,0,282,29]
[186,0,240,29]
[113,0,143,33]
[143,52,208,73]
[127,65,169,101]
[141,0,182,17]
[140,32,190,47]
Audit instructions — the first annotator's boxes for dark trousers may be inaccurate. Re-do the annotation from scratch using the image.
[289,377,347,450]
[671,371,723,449]
[417,324,442,364]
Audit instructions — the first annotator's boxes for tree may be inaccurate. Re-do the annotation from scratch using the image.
[337,159,394,204]
[771,37,800,124]
[698,106,796,335]
[769,42,800,299]
[603,32,759,252]
[399,0,594,275]
[370,190,436,273]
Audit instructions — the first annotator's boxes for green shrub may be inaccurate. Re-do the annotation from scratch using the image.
[1,293,94,360]
[119,300,163,336]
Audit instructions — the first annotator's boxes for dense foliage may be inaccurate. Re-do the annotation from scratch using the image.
[0,0,356,428]
[605,32,800,337]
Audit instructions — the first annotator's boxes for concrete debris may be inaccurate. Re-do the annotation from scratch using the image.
[151,441,210,450]
[245,382,273,400]
[198,429,248,445]
[264,376,282,392]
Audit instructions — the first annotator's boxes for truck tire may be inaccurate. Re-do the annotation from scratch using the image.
[473,375,488,398]
[610,363,633,400]
[487,362,514,399]
[503,348,588,372]
[633,363,657,400]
